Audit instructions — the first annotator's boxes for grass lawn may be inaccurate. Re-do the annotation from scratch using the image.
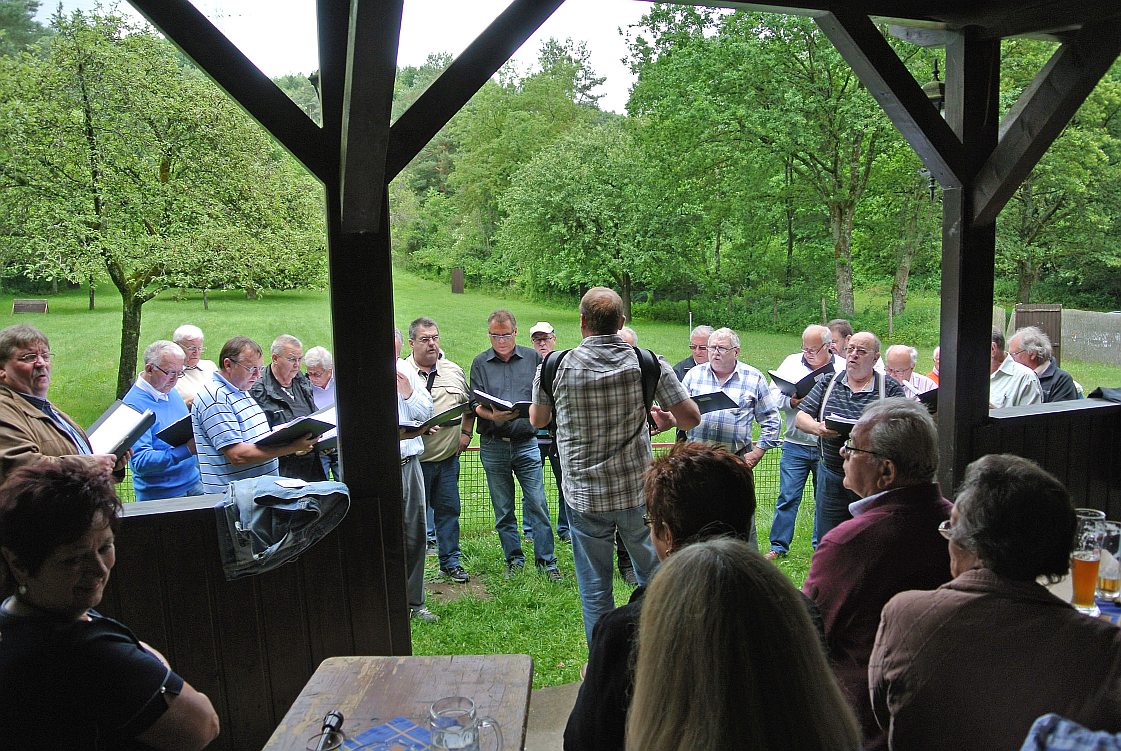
[2,270,1118,688]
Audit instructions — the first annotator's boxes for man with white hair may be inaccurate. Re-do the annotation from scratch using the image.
[173,324,218,408]
[250,334,326,481]
[989,329,1043,408]
[883,344,938,401]
[803,398,953,749]
[1008,326,1078,403]
[766,324,842,560]
[682,327,781,548]
[304,346,338,479]
[672,325,713,382]
[122,340,203,500]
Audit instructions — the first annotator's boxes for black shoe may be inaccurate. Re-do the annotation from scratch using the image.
[505,560,525,578]
[440,566,470,584]
[620,566,638,586]
[560,534,572,545]
[543,566,562,582]
[425,541,438,557]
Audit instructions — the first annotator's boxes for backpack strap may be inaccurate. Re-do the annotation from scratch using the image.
[539,349,571,407]
[633,346,661,431]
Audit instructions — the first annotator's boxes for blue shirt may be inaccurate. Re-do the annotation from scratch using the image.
[123,378,200,501]
[192,371,277,492]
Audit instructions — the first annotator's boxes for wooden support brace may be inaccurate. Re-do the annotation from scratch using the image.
[339,0,405,234]
[816,10,966,189]
[129,0,327,182]
[972,19,1121,226]
[386,0,567,180]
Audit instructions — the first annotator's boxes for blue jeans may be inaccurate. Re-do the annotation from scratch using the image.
[524,441,570,540]
[422,454,462,570]
[567,503,659,645]
[814,460,858,547]
[480,435,556,566]
[769,442,819,553]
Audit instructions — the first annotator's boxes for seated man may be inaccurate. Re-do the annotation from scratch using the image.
[802,397,952,750]
[123,340,203,500]
[1008,326,1078,403]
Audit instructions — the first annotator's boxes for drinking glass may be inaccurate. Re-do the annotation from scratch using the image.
[1072,516,1105,617]
[1097,521,1121,603]
[428,696,503,751]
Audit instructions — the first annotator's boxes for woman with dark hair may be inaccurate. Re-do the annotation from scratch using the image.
[0,458,219,749]
[565,442,832,750]
[870,454,1121,750]
[626,537,861,751]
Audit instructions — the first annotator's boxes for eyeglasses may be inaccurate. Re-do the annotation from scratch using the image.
[531,335,554,342]
[937,520,954,540]
[231,359,263,376]
[710,345,737,355]
[488,332,515,341]
[180,345,204,354]
[844,346,874,357]
[885,367,912,377]
[14,351,51,364]
[801,344,825,356]
[306,369,326,380]
[152,363,185,379]
[1009,349,1026,358]
[840,441,889,460]
[413,335,440,345]
[281,355,302,365]
[688,344,708,352]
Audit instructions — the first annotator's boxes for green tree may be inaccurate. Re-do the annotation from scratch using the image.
[628,9,901,316]
[0,0,45,57]
[996,41,1121,304]
[273,72,321,125]
[497,120,679,318]
[0,10,325,395]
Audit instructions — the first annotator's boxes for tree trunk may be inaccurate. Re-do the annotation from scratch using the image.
[203,288,209,310]
[830,202,856,316]
[88,277,95,311]
[712,223,722,275]
[244,288,258,300]
[50,278,58,295]
[620,272,632,322]
[1017,261,1036,303]
[891,203,921,315]
[784,158,795,284]
[117,296,143,398]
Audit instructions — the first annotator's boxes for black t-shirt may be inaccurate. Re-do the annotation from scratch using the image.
[0,603,183,749]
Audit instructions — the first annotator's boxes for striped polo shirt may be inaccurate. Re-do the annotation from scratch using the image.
[192,371,278,492]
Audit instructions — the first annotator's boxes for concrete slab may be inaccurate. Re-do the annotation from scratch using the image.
[524,682,581,751]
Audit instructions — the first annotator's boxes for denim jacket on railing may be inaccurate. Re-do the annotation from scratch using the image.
[214,476,350,580]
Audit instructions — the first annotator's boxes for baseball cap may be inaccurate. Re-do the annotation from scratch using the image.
[529,322,555,336]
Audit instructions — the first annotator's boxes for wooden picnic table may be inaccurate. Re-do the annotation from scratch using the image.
[262,654,534,750]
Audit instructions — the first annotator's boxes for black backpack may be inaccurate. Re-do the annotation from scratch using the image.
[539,345,662,432]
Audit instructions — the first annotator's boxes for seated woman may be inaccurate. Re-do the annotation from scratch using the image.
[626,537,861,751]
[565,442,829,751]
[0,457,220,750]
[870,454,1121,751]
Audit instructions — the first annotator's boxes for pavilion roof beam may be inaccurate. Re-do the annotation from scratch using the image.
[386,0,567,181]
[816,10,967,189]
[128,0,327,183]
[338,0,404,234]
[972,18,1121,226]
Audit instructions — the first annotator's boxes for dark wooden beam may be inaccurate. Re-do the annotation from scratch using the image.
[972,19,1121,225]
[386,0,566,180]
[936,29,1002,492]
[318,0,410,653]
[816,11,966,189]
[338,0,404,234]
[128,0,327,182]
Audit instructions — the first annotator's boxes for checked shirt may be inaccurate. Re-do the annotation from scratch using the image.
[682,361,781,454]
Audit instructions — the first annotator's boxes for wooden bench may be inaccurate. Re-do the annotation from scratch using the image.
[11,298,48,314]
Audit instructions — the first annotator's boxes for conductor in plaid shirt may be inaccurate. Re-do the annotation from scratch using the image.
[680,327,781,548]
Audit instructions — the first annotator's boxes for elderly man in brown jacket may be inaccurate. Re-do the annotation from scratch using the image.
[0,324,119,485]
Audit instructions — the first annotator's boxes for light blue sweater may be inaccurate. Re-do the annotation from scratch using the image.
[123,381,201,501]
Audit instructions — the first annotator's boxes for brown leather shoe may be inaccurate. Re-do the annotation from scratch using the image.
[763,550,784,561]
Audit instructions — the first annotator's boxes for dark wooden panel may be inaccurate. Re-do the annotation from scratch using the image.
[300,535,356,665]
[258,559,315,723]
